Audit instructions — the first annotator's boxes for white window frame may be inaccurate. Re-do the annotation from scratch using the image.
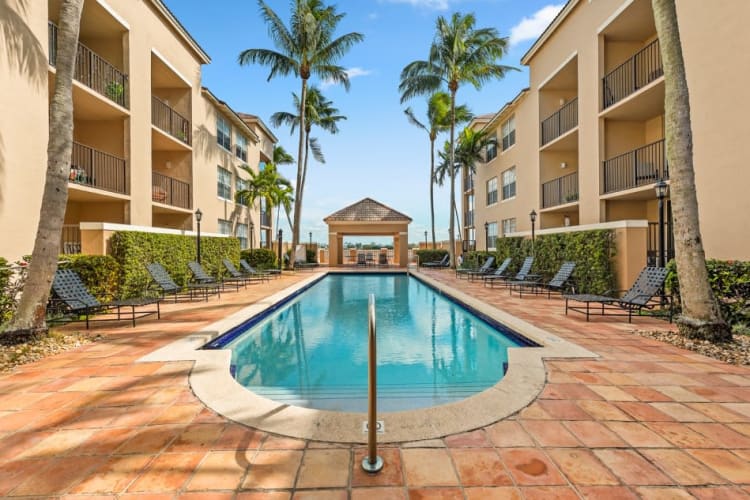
[235,134,248,161]
[217,166,232,200]
[502,218,517,236]
[217,115,231,151]
[236,222,248,249]
[218,218,232,236]
[501,115,516,151]
[486,222,498,250]
[502,167,516,200]
[486,177,498,206]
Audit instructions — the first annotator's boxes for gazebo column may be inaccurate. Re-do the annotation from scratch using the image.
[328,231,339,267]
[398,231,409,268]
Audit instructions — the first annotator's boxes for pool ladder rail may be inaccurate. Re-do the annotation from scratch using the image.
[362,293,384,473]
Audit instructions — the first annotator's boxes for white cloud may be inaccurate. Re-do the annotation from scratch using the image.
[381,0,450,10]
[509,4,564,46]
[321,67,372,89]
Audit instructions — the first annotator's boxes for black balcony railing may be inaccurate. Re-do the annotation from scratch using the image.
[541,97,578,146]
[464,175,474,191]
[603,139,668,194]
[48,22,129,108]
[603,39,663,109]
[69,142,127,194]
[152,172,191,209]
[60,225,81,254]
[464,210,474,227]
[152,96,191,145]
[260,211,271,227]
[542,171,579,209]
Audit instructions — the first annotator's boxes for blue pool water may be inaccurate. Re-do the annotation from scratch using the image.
[210,274,532,412]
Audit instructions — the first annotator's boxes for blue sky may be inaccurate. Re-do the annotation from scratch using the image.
[164,0,564,245]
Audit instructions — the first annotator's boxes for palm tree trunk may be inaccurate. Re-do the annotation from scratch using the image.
[652,0,730,342]
[6,0,83,336]
[292,78,308,266]
[301,131,310,205]
[429,138,436,248]
[448,87,457,268]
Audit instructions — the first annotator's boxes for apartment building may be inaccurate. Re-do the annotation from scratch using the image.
[464,0,750,266]
[0,0,274,261]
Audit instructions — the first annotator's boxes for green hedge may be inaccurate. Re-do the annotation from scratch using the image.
[241,248,278,270]
[491,229,616,294]
[0,258,16,324]
[666,259,750,331]
[58,254,120,303]
[460,251,493,270]
[416,249,448,266]
[111,231,240,298]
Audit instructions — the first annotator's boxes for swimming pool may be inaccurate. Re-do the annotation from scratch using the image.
[206,273,534,412]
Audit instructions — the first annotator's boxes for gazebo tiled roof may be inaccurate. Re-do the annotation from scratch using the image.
[324,198,412,223]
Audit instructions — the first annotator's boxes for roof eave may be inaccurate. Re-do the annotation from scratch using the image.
[148,0,211,64]
[520,0,579,66]
[201,87,260,143]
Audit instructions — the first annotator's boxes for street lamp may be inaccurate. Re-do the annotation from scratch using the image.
[277,229,283,271]
[309,231,313,247]
[195,208,203,264]
[249,220,254,250]
[654,178,669,268]
[529,210,537,256]
[424,230,428,247]
[484,221,489,250]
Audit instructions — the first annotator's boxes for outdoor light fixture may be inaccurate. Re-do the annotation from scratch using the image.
[564,214,571,227]
[424,230,428,247]
[654,179,669,268]
[195,208,203,264]
[484,221,489,250]
[560,162,568,169]
[309,231,313,246]
[277,229,283,271]
[529,210,537,257]
[249,220,254,249]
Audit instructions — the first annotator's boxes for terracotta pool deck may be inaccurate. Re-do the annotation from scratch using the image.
[1,268,749,499]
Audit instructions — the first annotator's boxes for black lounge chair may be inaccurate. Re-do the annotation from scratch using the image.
[456,256,495,279]
[48,269,160,328]
[240,259,280,279]
[357,253,367,266]
[147,262,220,301]
[422,254,448,268]
[223,259,266,284]
[485,257,534,288]
[378,252,389,266]
[294,259,320,271]
[476,257,512,283]
[188,261,242,291]
[509,261,576,298]
[564,266,671,322]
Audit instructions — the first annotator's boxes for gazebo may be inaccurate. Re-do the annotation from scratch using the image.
[324,198,412,267]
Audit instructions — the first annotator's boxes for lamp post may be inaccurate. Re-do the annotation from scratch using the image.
[424,230,428,248]
[249,220,254,250]
[309,231,313,247]
[529,210,537,257]
[277,229,283,271]
[654,178,669,268]
[484,221,489,250]
[195,208,202,263]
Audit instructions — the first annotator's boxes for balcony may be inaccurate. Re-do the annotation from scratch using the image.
[464,175,474,192]
[69,142,127,194]
[603,39,662,109]
[603,139,667,194]
[464,210,474,228]
[48,22,129,109]
[541,98,578,146]
[152,96,191,146]
[60,225,81,254]
[542,172,579,209]
[260,211,271,227]
[152,172,192,209]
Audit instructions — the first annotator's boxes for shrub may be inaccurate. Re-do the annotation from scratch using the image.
[461,251,492,270]
[415,249,448,266]
[0,257,19,324]
[111,231,240,298]
[241,248,277,270]
[666,259,750,331]
[58,254,120,303]
[306,248,317,263]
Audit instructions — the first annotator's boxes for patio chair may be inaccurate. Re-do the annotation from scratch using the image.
[474,257,512,283]
[456,256,495,279]
[564,266,671,322]
[240,259,280,279]
[188,261,242,291]
[485,257,534,288]
[223,259,266,284]
[422,254,448,268]
[378,252,389,266]
[147,262,220,301]
[48,269,160,328]
[357,253,367,266]
[509,261,576,298]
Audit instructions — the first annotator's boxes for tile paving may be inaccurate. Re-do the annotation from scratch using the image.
[0,268,749,498]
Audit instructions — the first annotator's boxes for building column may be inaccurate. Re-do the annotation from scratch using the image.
[398,231,409,268]
[328,231,338,267]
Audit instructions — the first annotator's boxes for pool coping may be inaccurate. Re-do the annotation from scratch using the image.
[139,269,598,443]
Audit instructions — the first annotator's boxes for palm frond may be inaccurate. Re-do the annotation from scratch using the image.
[308,137,325,163]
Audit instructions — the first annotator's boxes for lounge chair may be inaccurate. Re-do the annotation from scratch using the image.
[485,257,534,288]
[422,254,448,268]
[509,261,576,298]
[147,262,220,301]
[240,259,280,279]
[456,256,495,279]
[564,266,671,322]
[48,269,160,328]
[223,259,266,284]
[357,253,367,266]
[378,252,389,266]
[188,261,242,291]
[475,257,512,283]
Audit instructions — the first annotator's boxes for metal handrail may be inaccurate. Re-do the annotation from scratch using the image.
[362,294,383,473]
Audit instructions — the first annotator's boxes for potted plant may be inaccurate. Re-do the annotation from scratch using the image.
[105,81,124,102]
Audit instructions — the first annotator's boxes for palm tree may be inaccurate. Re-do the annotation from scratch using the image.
[6,0,83,336]
[239,0,363,255]
[652,0,730,342]
[404,92,471,248]
[270,86,345,209]
[399,12,515,268]
[273,144,295,167]
[236,163,294,238]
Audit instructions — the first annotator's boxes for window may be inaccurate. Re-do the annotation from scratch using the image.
[236,177,248,206]
[235,134,247,161]
[486,134,497,162]
[486,177,498,205]
[260,230,268,248]
[486,222,498,250]
[502,167,516,200]
[217,166,232,200]
[236,223,248,249]
[502,218,517,236]
[218,219,232,236]
[217,115,231,150]
[502,115,515,150]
